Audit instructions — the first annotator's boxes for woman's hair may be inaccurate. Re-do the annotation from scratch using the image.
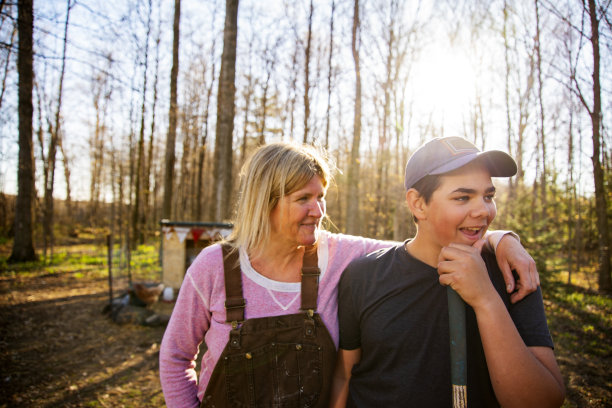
[226,141,333,252]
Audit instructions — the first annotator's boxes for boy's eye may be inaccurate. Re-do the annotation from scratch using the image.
[485,194,495,202]
[454,196,469,202]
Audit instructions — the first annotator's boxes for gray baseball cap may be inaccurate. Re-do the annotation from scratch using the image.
[404,136,517,190]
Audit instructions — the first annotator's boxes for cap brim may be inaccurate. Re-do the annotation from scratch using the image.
[474,151,517,177]
[430,150,517,178]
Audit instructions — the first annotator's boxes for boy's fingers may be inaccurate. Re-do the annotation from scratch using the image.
[471,239,486,253]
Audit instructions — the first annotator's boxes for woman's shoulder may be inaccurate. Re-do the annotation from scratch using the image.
[185,242,225,280]
[322,230,397,254]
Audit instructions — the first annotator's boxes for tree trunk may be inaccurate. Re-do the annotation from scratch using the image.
[145,20,161,229]
[163,0,181,220]
[58,136,71,215]
[324,0,335,150]
[43,0,71,259]
[345,0,361,235]
[503,0,515,204]
[132,0,152,247]
[9,0,37,263]
[534,0,547,219]
[212,0,239,221]
[586,0,611,292]
[303,0,313,144]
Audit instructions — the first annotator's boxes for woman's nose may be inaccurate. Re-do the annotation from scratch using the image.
[309,200,325,217]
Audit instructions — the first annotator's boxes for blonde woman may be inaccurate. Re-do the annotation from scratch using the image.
[159,141,539,408]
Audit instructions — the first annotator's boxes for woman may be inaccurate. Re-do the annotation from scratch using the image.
[159,141,539,408]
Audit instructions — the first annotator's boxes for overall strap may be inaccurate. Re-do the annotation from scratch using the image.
[221,244,245,326]
[300,246,320,312]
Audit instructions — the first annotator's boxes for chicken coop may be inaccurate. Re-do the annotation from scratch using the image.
[159,220,233,292]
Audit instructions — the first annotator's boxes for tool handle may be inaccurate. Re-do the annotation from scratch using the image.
[448,286,467,408]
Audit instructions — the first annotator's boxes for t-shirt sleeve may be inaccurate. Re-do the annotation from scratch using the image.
[483,250,554,349]
[337,260,363,350]
[509,287,554,348]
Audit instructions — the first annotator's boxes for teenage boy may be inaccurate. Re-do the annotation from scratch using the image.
[331,137,565,408]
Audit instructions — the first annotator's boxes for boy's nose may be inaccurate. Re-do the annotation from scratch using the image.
[471,199,492,218]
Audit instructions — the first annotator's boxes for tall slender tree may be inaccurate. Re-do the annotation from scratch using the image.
[345,0,361,235]
[303,0,314,144]
[42,0,71,259]
[9,0,36,263]
[163,0,180,220]
[212,0,239,221]
[132,0,153,247]
[581,0,610,292]
[324,0,335,150]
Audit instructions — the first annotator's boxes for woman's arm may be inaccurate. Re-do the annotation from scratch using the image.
[486,231,540,303]
[159,247,220,408]
[338,230,539,303]
[330,348,362,408]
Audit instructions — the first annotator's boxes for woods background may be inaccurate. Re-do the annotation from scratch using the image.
[0,0,610,292]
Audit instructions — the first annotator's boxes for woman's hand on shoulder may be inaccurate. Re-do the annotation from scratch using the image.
[494,235,540,303]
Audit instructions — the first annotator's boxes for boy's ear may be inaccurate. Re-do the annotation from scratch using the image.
[406,189,427,221]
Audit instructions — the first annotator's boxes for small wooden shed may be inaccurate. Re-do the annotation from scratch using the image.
[160,220,233,291]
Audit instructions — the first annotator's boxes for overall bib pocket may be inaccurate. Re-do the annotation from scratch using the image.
[224,342,323,407]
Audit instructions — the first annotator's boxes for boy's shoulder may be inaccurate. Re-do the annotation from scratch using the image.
[342,243,405,281]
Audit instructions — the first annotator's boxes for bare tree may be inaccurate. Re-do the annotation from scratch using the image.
[9,0,36,263]
[42,0,72,259]
[144,8,162,228]
[132,0,153,246]
[57,135,71,215]
[303,0,313,144]
[89,58,112,219]
[212,0,239,221]
[256,37,279,146]
[503,0,515,196]
[534,0,548,219]
[345,0,362,235]
[576,0,611,292]
[324,0,336,150]
[196,8,218,221]
[163,0,181,220]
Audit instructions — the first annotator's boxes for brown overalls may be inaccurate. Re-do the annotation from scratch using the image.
[201,245,337,408]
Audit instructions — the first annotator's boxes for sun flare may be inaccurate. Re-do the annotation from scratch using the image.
[410,47,478,131]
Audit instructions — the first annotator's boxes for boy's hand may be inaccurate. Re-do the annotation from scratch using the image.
[438,240,497,310]
[495,235,540,303]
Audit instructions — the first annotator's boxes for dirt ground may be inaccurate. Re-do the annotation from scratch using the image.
[0,266,171,408]
[0,255,611,407]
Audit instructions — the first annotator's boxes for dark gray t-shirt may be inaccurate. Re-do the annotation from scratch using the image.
[338,242,553,408]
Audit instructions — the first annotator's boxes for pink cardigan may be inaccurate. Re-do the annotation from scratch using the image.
[159,231,392,408]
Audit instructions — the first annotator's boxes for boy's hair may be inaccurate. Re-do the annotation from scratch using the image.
[226,142,333,253]
[409,174,442,223]
[411,174,442,204]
